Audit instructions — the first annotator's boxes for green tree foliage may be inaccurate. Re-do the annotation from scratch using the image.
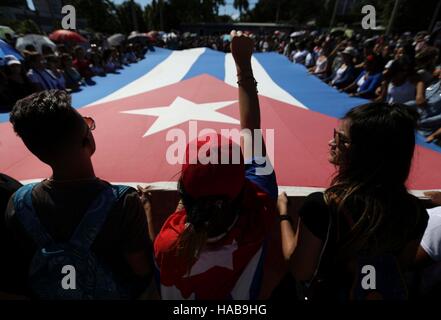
[247,0,440,32]
[233,0,249,19]
[116,0,148,33]
[248,0,323,25]
[144,0,225,31]
[70,0,122,33]
[14,19,41,34]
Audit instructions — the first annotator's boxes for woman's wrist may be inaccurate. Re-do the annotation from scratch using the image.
[236,62,252,75]
[278,206,288,216]
[278,214,293,224]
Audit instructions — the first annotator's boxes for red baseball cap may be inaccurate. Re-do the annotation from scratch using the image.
[181,134,245,200]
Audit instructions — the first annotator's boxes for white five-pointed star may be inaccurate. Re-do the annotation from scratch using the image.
[185,240,238,277]
[121,96,239,137]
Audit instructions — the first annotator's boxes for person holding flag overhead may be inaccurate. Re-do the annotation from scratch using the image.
[151,33,279,300]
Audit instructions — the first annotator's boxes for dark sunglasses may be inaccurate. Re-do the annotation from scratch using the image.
[333,128,350,145]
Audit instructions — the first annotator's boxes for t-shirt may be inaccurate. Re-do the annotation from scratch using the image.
[45,69,66,90]
[419,206,441,295]
[73,58,93,79]
[4,178,152,297]
[298,192,428,299]
[293,50,308,64]
[387,80,416,104]
[27,68,59,90]
[314,56,328,74]
[154,158,278,300]
[300,192,428,243]
[421,206,441,261]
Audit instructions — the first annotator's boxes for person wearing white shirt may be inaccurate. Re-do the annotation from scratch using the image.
[416,191,441,297]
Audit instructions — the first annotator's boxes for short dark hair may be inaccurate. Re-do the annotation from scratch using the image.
[10,90,84,158]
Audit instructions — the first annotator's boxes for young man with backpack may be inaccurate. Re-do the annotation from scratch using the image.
[5,90,154,299]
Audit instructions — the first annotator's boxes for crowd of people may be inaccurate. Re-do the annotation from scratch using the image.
[0,36,148,113]
[281,30,441,142]
[0,28,441,301]
[2,28,441,143]
[157,29,441,143]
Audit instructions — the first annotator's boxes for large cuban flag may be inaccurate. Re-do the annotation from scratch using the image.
[1,47,441,196]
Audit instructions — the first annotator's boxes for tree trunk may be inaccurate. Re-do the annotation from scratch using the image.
[386,0,402,35]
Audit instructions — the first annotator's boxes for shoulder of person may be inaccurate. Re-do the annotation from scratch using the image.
[0,173,22,192]
[304,191,326,205]
[404,193,429,225]
[106,184,140,207]
[298,192,328,217]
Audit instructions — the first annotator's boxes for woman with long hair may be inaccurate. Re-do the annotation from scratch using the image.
[151,34,278,300]
[278,102,428,300]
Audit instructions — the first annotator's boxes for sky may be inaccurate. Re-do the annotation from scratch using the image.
[110,0,258,20]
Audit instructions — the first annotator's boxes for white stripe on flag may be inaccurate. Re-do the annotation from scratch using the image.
[87,48,206,106]
[224,53,307,109]
[18,179,438,198]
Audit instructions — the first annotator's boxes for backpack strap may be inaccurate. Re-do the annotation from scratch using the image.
[69,185,132,255]
[13,183,54,248]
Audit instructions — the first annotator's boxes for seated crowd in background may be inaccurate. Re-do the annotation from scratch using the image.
[0,39,147,113]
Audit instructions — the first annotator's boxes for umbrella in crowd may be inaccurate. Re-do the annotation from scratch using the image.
[290,31,306,38]
[49,29,88,43]
[128,32,150,44]
[162,32,177,42]
[0,39,22,61]
[330,27,354,39]
[222,34,232,42]
[0,26,15,41]
[147,30,159,39]
[108,33,126,47]
[15,34,57,54]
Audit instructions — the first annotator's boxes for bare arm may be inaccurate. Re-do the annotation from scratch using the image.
[374,80,388,102]
[230,33,264,161]
[415,79,426,107]
[277,193,324,281]
[342,81,358,93]
[278,192,299,260]
[290,221,324,281]
[426,128,441,143]
[414,245,435,269]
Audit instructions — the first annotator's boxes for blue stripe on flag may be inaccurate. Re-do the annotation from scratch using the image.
[71,47,172,109]
[0,47,173,123]
[253,52,366,118]
[416,133,441,153]
[0,113,8,122]
[182,48,225,81]
[253,53,441,153]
